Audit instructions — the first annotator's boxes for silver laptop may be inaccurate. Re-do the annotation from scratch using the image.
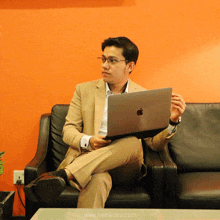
[105,87,172,140]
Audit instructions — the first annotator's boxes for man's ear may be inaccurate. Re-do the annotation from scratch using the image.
[127,61,136,74]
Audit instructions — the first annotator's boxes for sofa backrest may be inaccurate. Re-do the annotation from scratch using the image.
[48,104,70,171]
[168,103,220,173]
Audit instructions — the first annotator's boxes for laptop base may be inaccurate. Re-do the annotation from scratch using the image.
[105,127,166,141]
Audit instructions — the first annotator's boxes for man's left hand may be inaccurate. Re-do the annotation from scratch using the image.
[170,93,186,122]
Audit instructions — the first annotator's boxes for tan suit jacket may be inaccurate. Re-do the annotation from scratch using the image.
[58,78,174,170]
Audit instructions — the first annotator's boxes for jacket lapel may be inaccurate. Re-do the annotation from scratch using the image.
[94,79,106,134]
[128,79,139,93]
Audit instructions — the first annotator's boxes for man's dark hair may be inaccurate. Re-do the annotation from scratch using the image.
[102,37,139,64]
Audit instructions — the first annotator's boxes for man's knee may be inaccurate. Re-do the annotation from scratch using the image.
[120,136,143,155]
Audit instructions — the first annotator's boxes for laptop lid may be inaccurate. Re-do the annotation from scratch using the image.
[106,87,172,140]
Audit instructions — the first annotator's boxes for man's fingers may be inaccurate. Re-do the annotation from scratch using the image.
[96,135,111,144]
[90,135,111,150]
[171,94,186,108]
[171,100,186,109]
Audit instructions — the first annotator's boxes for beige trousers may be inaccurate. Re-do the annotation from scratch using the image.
[65,136,143,208]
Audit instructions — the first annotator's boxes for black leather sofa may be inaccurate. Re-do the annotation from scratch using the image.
[159,103,220,209]
[24,104,167,220]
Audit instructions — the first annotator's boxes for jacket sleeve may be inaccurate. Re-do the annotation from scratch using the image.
[144,128,175,152]
[62,84,85,150]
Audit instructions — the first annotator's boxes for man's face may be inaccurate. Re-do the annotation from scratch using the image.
[101,46,131,85]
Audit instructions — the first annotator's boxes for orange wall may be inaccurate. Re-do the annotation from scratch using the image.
[1,0,220,216]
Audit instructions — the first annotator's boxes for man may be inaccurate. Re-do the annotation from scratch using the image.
[24,37,186,208]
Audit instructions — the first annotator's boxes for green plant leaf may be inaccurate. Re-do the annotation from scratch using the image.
[0,152,5,158]
[0,164,4,175]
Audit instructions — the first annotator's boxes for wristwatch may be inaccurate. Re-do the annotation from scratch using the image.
[169,117,181,126]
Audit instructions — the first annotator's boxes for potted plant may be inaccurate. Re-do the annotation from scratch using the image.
[0,152,5,176]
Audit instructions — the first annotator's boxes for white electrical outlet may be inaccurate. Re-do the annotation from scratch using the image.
[13,170,24,184]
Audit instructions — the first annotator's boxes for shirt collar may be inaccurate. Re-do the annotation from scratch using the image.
[106,80,129,95]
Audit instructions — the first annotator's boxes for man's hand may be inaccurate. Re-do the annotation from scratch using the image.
[90,134,111,150]
[170,93,186,122]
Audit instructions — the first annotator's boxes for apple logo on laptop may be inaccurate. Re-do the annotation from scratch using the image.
[137,108,143,116]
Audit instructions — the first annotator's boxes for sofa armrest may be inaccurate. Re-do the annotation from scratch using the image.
[24,113,51,185]
[159,144,177,167]
[159,144,178,207]
[142,140,165,208]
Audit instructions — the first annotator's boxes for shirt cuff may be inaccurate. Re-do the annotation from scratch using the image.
[167,124,176,134]
[80,135,93,149]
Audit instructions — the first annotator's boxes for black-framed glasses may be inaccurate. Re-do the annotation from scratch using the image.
[97,57,128,65]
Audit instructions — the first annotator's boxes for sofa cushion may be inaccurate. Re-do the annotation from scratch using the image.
[177,172,220,209]
[169,103,220,172]
[36,185,151,208]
